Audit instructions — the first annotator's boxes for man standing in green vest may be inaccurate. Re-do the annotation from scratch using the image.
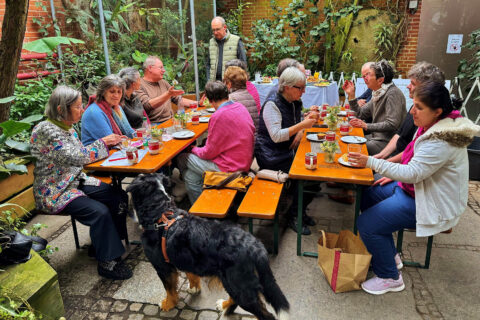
[207,16,247,81]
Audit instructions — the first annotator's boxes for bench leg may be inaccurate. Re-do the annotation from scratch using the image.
[397,229,433,269]
[273,213,279,255]
[353,185,362,235]
[396,229,404,254]
[70,216,80,249]
[248,218,253,234]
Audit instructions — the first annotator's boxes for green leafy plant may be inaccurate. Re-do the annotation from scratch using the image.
[10,76,56,122]
[0,115,43,178]
[0,288,40,320]
[373,22,394,60]
[458,28,480,84]
[22,36,84,54]
[320,141,339,153]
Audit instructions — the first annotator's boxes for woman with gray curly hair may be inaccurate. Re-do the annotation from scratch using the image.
[118,67,150,129]
[81,74,135,146]
[31,85,132,280]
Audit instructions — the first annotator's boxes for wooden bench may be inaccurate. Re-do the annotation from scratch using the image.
[237,177,284,254]
[189,188,237,218]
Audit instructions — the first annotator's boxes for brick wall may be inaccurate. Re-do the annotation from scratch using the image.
[395,1,421,76]
[222,0,421,76]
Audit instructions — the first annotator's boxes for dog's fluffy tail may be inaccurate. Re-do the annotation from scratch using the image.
[254,254,290,317]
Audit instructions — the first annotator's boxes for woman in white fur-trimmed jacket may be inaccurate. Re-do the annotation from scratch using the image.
[348,81,480,295]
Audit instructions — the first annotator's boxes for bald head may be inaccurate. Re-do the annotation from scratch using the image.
[211,16,227,40]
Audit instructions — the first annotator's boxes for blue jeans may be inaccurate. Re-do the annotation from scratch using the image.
[357,181,416,279]
[177,153,220,204]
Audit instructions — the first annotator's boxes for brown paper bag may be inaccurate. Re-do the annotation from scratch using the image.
[317,230,372,293]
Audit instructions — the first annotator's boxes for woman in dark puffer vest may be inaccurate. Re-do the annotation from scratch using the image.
[255,67,317,235]
[224,66,259,132]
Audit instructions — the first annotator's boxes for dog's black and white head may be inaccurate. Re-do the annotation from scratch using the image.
[126,173,177,228]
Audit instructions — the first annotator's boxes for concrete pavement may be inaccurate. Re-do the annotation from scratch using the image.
[28,181,480,319]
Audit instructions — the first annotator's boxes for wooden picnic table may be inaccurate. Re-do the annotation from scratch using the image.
[288,125,374,257]
[84,114,209,182]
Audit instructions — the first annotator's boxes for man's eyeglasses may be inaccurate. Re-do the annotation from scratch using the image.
[292,85,305,91]
[212,27,223,32]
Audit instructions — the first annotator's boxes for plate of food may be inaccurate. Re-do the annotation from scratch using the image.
[340,136,367,144]
[338,153,355,167]
[206,107,216,113]
[307,132,326,142]
[314,82,330,87]
[199,117,210,123]
[172,130,195,139]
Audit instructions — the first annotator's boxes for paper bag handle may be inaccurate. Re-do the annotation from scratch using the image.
[319,230,327,248]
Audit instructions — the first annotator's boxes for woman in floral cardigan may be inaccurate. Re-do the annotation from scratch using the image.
[30,85,132,280]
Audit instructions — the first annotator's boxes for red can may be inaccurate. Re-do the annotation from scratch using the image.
[189,103,198,112]
[326,131,336,142]
[344,104,350,110]
[305,152,317,170]
[136,128,146,138]
[322,104,329,110]
[126,147,139,164]
[340,122,351,135]
[320,110,327,119]
[191,113,200,125]
[148,139,162,155]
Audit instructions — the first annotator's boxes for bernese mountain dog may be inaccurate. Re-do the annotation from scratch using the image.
[126,173,289,320]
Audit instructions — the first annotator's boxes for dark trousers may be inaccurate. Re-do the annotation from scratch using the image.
[63,183,127,262]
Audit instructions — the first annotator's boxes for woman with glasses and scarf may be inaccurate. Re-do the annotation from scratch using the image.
[343,60,406,155]
[81,74,135,146]
[255,67,317,235]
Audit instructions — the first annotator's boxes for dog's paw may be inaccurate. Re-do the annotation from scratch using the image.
[187,286,201,295]
[216,299,227,312]
[160,298,176,311]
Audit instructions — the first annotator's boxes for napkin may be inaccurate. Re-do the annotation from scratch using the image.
[100,149,149,167]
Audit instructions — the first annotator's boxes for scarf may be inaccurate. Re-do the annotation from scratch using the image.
[398,110,463,197]
[86,95,122,135]
[371,82,394,102]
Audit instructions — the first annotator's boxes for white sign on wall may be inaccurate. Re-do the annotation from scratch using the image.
[446,34,463,54]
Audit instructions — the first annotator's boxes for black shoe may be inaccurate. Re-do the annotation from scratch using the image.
[288,217,311,235]
[303,214,316,226]
[98,260,133,280]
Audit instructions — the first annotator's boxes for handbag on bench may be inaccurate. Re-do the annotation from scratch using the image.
[202,171,254,192]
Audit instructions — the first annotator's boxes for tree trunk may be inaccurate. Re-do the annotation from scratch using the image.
[0,0,29,124]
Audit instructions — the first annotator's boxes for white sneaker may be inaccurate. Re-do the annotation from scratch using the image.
[361,272,405,295]
[395,253,403,270]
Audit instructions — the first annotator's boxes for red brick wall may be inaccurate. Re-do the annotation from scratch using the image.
[231,0,421,76]
[395,2,421,76]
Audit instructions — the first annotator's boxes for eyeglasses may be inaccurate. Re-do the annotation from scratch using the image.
[212,27,223,32]
[292,85,306,91]
[71,104,84,110]
[151,65,165,70]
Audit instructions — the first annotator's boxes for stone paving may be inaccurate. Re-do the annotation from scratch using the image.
[30,181,480,320]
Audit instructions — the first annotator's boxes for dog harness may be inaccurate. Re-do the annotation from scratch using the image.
[150,211,183,263]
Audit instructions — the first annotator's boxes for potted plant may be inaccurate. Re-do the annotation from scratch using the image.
[320,141,339,163]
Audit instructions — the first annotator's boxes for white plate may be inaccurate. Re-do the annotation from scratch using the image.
[341,136,367,144]
[306,134,325,142]
[172,130,195,139]
[337,111,347,117]
[206,107,216,113]
[338,154,355,167]
[199,117,210,123]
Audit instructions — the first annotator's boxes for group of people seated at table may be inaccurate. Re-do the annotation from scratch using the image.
[29,16,480,289]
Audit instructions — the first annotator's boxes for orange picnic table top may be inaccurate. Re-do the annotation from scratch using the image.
[84,117,209,174]
[288,127,374,185]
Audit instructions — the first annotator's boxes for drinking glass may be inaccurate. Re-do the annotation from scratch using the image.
[347,144,362,162]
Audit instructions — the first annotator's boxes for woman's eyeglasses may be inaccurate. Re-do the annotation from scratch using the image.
[292,85,306,91]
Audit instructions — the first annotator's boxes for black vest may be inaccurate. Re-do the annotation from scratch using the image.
[255,92,302,171]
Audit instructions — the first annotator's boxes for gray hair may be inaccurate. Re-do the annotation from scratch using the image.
[205,81,229,102]
[212,16,226,26]
[278,67,306,93]
[361,62,374,71]
[118,67,140,89]
[225,59,249,79]
[143,56,160,69]
[371,59,395,84]
[276,58,300,77]
[407,61,445,85]
[96,74,125,103]
[45,85,81,121]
